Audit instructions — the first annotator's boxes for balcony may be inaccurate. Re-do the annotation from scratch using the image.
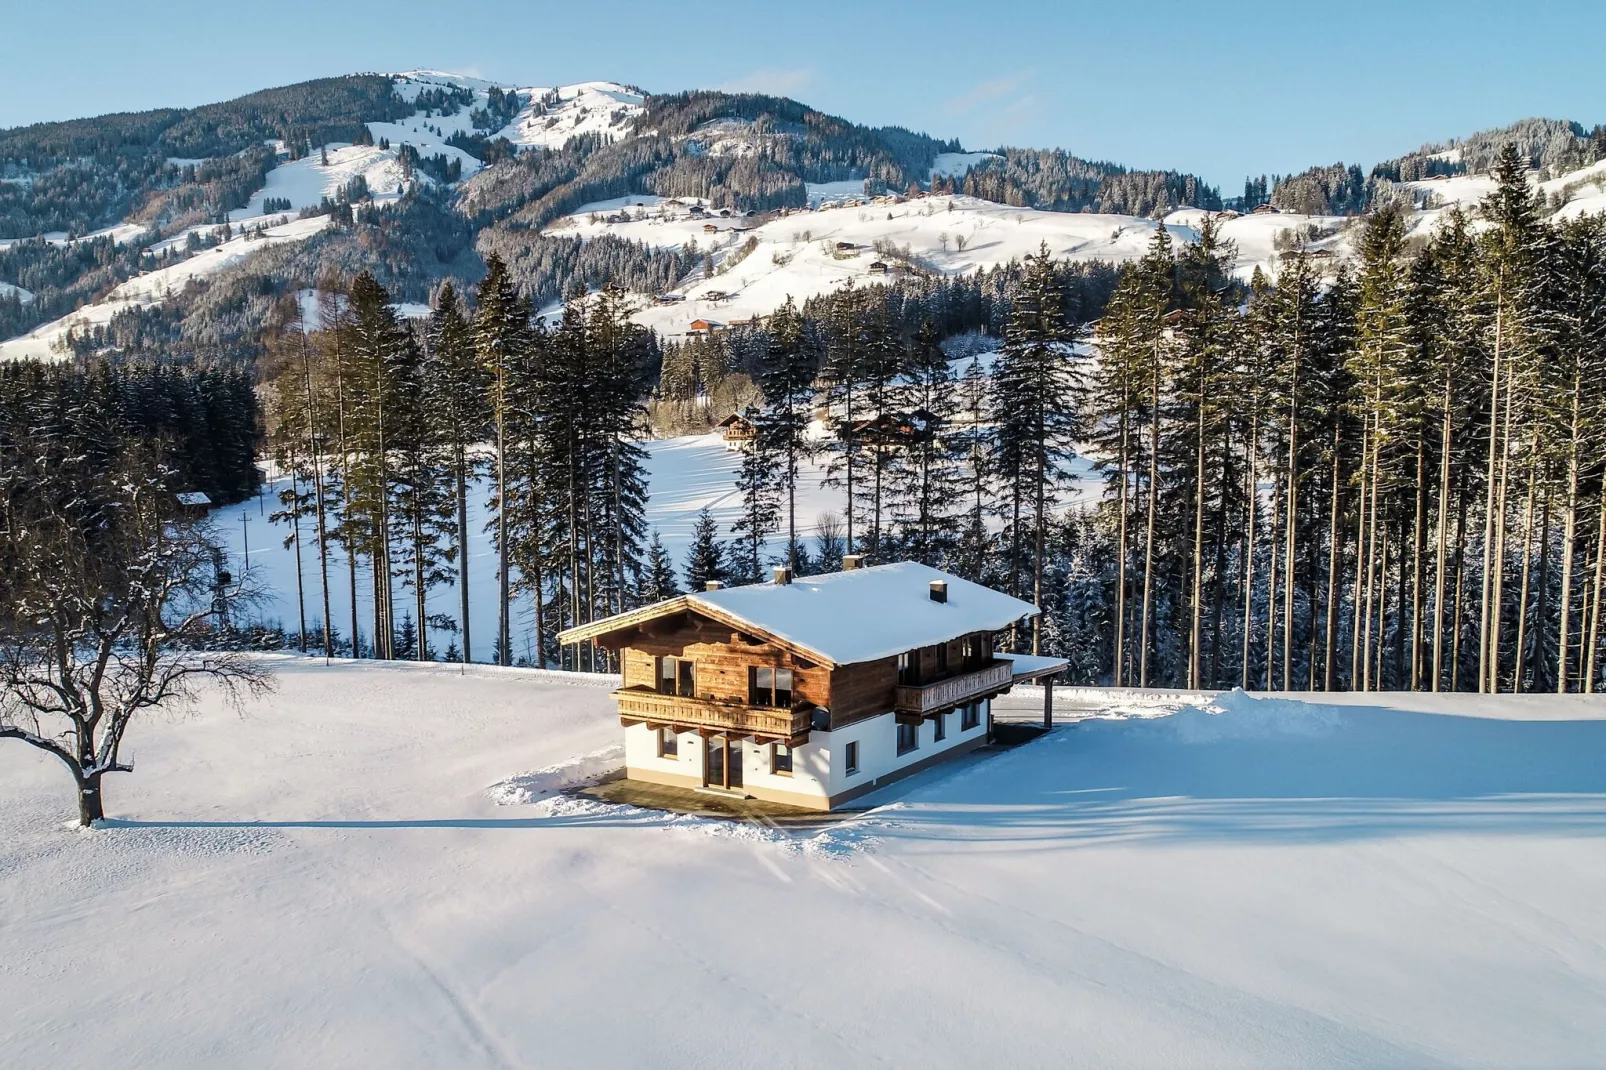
[893,660,1014,716]
[614,687,813,739]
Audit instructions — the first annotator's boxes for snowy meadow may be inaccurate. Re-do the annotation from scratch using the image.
[4,659,1605,1067]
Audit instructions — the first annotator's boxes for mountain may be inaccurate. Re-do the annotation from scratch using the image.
[0,70,1601,365]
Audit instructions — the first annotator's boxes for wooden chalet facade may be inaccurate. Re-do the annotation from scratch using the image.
[717,410,758,449]
[558,561,1065,810]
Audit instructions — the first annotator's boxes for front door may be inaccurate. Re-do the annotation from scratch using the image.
[704,736,743,790]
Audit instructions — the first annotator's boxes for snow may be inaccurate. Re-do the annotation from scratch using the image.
[0,280,32,303]
[4,660,1606,1066]
[0,216,331,362]
[213,425,1099,659]
[681,561,1038,665]
[553,195,1367,338]
[929,150,1001,179]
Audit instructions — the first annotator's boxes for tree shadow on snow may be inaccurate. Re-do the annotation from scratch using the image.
[875,695,1606,848]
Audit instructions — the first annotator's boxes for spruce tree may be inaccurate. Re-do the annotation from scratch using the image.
[684,507,728,591]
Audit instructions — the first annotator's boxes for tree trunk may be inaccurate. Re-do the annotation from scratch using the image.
[1140,360,1160,688]
[1478,294,1504,692]
[1432,369,1453,691]
[457,454,471,663]
[1324,428,1342,690]
[1557,374,1582,692]
[77,772,105,827]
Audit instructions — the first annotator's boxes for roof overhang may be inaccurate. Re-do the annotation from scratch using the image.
[556,596,840,667]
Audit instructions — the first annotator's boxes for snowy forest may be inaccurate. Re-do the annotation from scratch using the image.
[235,144,1606,695]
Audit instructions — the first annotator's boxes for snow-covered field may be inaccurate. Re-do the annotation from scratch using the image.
[4,659,1605,1067]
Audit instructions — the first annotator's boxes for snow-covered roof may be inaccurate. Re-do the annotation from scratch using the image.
[690,563,1037,664]
[175,491,212,507]
[561,561,1038,666]
[998,652,1069,681]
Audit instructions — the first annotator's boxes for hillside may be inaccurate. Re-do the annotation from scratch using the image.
[5,657,1605,1066]
[6,70,1598,362]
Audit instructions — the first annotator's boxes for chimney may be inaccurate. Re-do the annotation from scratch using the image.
[705,580,724,591]
[772,566,792,586]
[842,554,865,572]
[929,580,948,604]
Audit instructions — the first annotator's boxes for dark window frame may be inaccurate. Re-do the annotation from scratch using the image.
[896,720,919,756]
[659,727,679,758]
[771,742,793,776]
[844,740,860,776]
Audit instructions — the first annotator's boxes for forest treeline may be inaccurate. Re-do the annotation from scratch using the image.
[0,361,260,505]
[204,141,1606,696]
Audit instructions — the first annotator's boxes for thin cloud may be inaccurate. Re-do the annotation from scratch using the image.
[718,67,814,97]
[946,70,1036,117]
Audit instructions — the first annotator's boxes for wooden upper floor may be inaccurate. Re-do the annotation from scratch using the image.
[557,561,1043,742]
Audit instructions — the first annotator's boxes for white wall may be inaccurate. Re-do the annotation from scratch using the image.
[623,722,699,782]
[623,697,988,804]
[817,698,989,799]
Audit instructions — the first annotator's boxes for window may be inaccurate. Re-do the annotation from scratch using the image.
[896,720,919,756]
[935,642,949,675]
[658,727,679,758]
[961,702,981,732]
[771,742,793,776]
[962,635,985,670]
[933,711,947,742]
[749,666,794,707]
[897,650,920,685]
[657,656,695,697]
[844,740,859,776]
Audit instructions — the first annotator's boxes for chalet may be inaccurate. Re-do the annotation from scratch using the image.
[718,410,758,450]
[174,490,212,519]
[868,260,890,275]
[557,561,1066,809]
[702,223,719,233]
[850,410,938,449]
[835,241,858,251]
[687,318,722,334]
[1251,203,1281,214]
[652,292,685,305]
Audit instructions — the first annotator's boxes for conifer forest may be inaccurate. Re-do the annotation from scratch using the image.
[208,144,1603,695]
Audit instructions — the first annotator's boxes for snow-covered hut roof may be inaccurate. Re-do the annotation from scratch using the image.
[559,561,1039,667]
[175,491,212,507]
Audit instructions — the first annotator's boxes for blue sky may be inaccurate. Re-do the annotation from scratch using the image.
[3,0,1602,190]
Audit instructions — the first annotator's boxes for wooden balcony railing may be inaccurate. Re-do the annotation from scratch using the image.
[893,660,1013,716]
[614,687,812,738]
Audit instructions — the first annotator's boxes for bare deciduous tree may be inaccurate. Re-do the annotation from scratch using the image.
[0,455,273,826]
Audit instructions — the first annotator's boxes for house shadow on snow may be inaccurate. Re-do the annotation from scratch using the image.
[868,694,1606,848]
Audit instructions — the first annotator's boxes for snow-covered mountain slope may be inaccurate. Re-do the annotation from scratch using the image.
[548,193,1354,337]
[6,70,1606,362]
[0,216,330,361]
[0,72,642,361]
[5,657,1606,1067]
